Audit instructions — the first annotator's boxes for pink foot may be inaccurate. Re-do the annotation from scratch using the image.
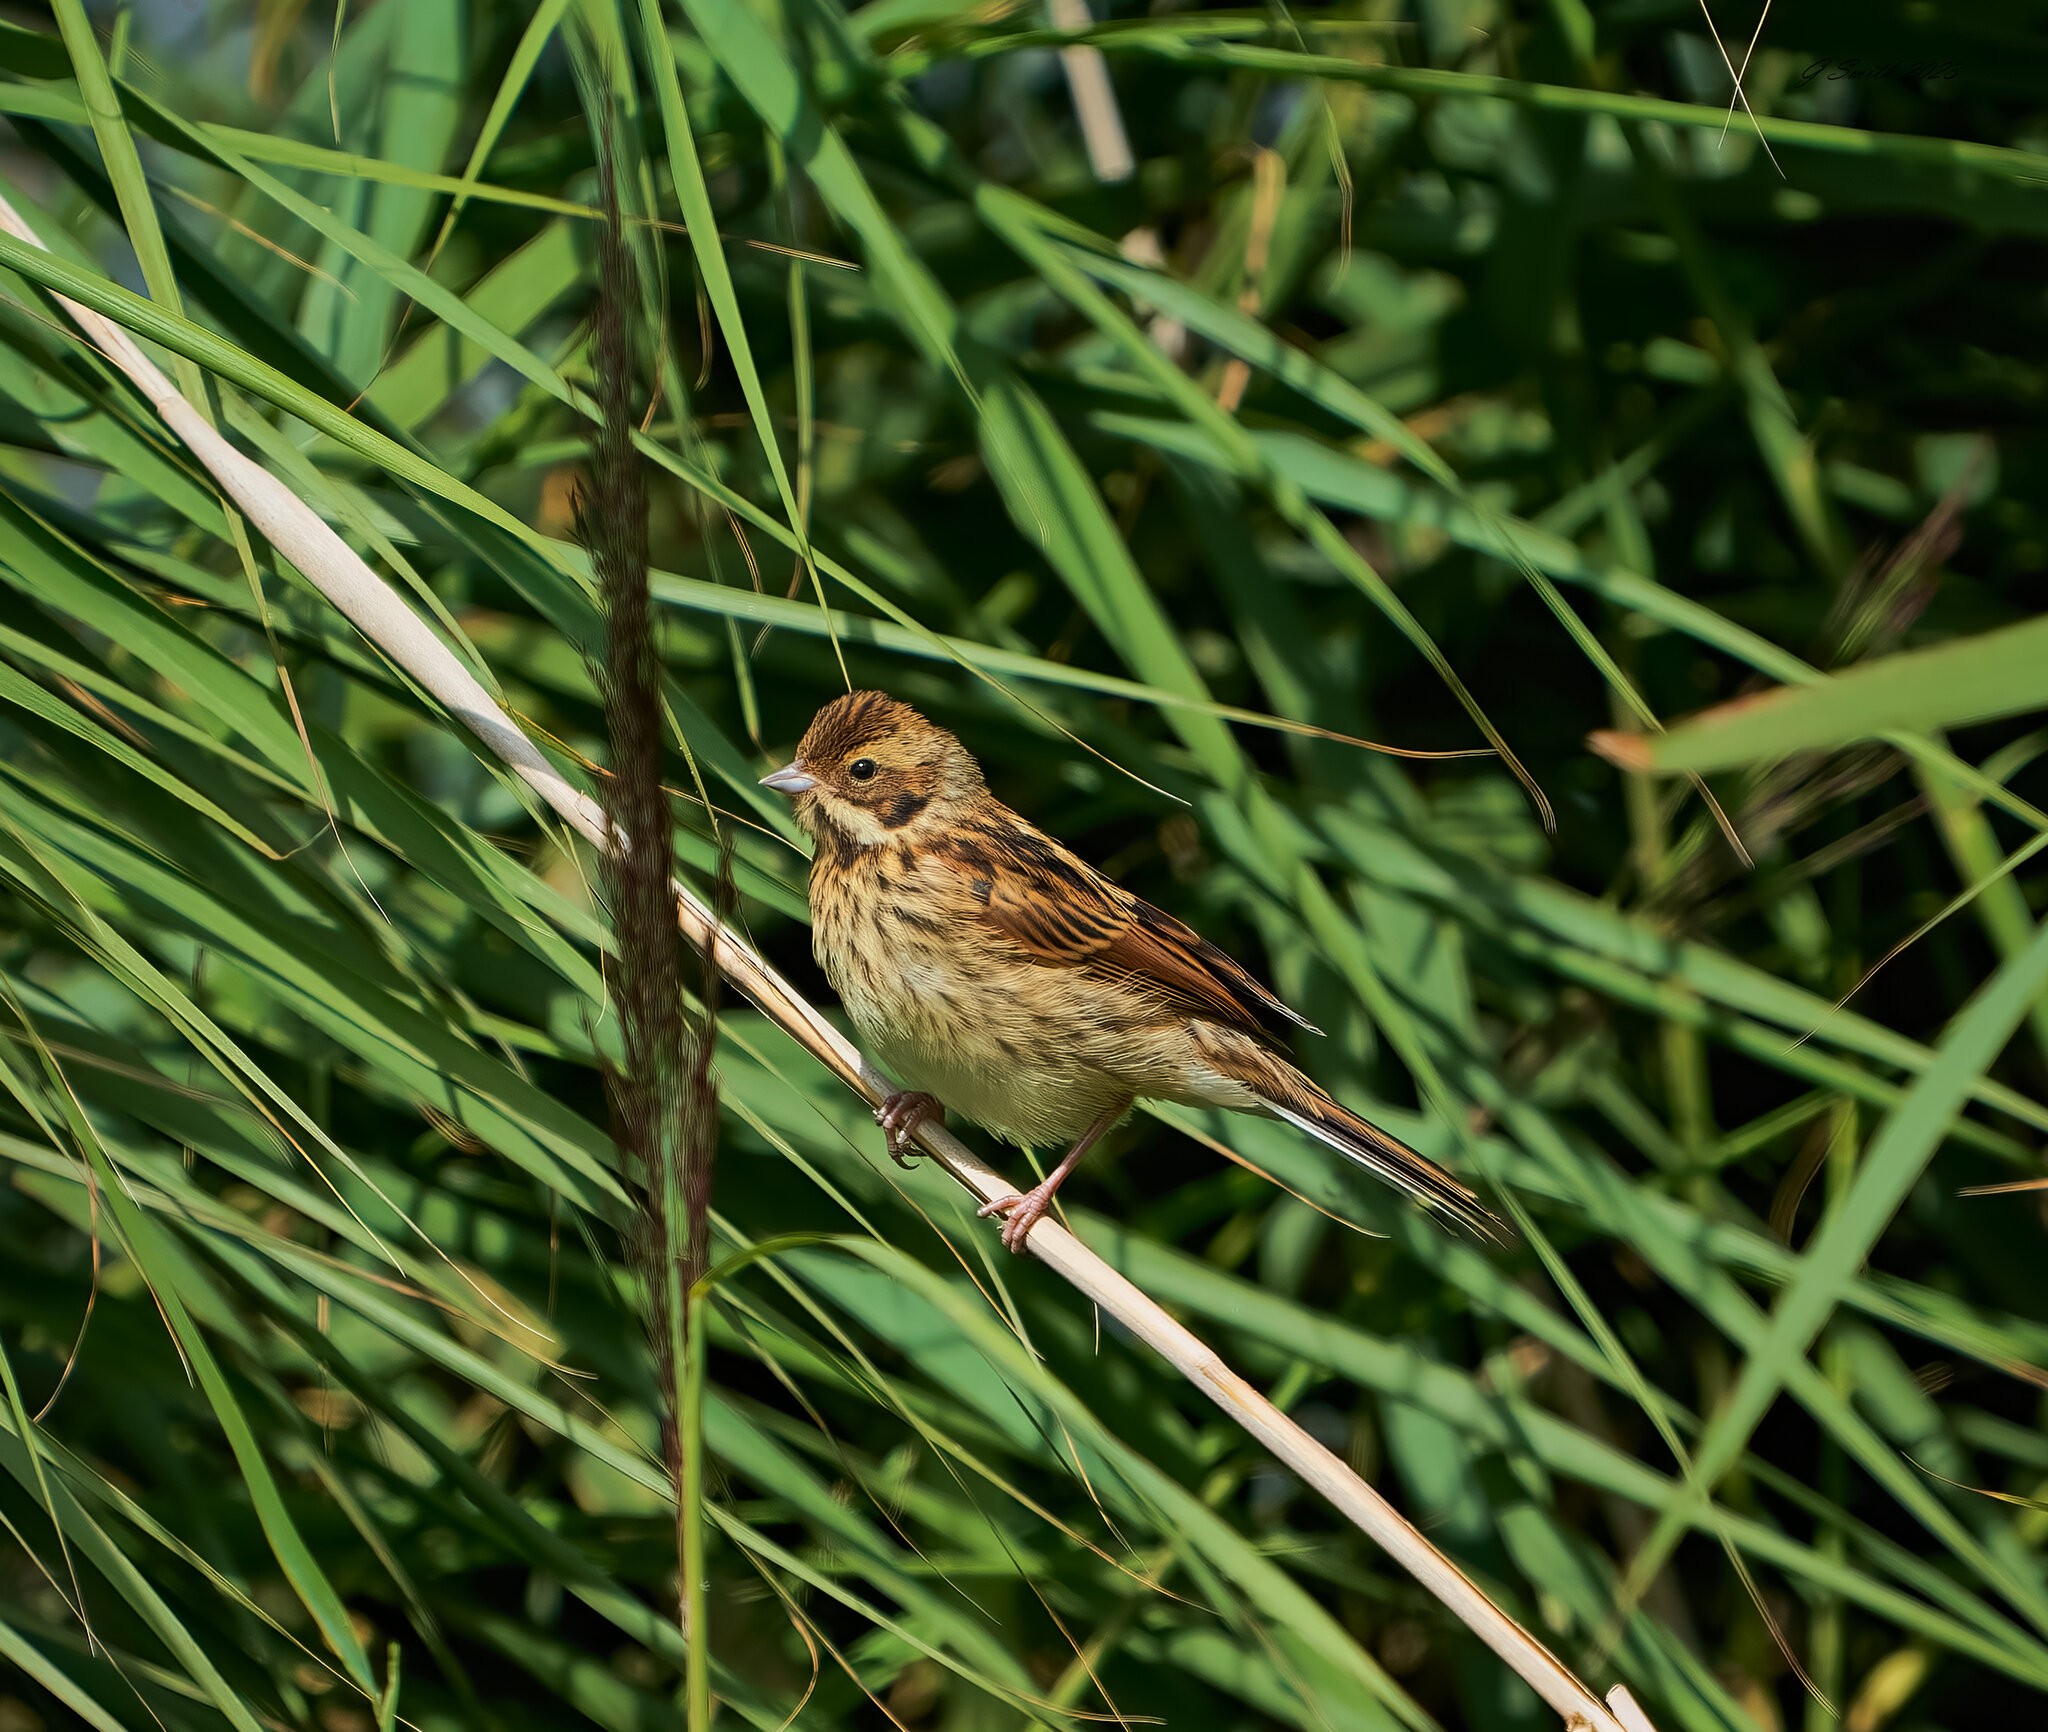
[874,1091,943,1167]
[976,1184,1059,1254]
[969,1099,1123,1253]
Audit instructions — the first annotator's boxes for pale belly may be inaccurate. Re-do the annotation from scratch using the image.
[826,943,1118,1146]
[822,960,1264,1156]
[811,855,1263,1148]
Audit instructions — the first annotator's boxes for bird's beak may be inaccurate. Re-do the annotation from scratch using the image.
[760,761,817,796]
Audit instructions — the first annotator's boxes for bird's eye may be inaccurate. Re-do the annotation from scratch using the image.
[848,757,878,781]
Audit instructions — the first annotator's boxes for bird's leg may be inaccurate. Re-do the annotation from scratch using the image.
[977,1099,1129,1254]
[874,1091,944,1168]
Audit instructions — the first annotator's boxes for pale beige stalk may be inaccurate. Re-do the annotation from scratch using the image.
[0,189,1656,1732]
[1047,0,1133,184]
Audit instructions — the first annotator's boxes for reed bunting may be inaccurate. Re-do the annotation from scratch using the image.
[763,691,1505,1251]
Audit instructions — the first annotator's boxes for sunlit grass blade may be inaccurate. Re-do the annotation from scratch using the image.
[1600,616,2048,775]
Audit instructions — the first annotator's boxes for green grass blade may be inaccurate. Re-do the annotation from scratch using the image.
[1617,616,2048,775]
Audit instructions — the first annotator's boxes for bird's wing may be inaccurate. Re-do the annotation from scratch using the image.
[936,819,1320,1038]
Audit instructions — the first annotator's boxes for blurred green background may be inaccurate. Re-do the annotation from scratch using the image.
[2,2,2047,1729]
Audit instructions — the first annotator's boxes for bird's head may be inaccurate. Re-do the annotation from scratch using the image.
[762,691,986,849]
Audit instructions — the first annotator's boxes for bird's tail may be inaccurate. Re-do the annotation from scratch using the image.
[1203,1032,1511,1243]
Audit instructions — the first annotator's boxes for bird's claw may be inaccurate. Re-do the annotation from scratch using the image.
[976,1189,1053,1254]
[874,1091,942,1168]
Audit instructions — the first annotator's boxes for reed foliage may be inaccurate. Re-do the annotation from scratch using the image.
[1,4,2045,1730]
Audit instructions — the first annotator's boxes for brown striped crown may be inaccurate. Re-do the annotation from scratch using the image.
[784,691,986,847]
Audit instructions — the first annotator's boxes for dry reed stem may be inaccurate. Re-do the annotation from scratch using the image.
[1047,0,1134,184]
[0,189,1656,1732]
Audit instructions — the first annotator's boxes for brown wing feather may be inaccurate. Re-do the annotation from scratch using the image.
[939,818,1320,1038]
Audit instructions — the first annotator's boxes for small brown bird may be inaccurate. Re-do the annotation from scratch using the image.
[763,692,1505,1252]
